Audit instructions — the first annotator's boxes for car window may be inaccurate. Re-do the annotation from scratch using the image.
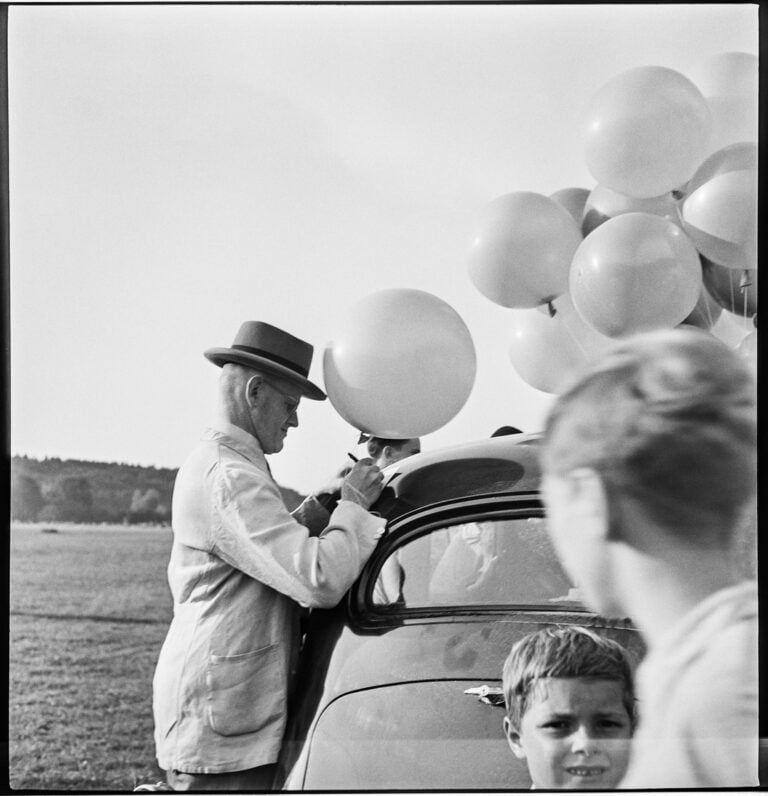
[371,516,579,609]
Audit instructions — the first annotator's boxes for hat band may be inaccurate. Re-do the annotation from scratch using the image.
[231,344,309,377]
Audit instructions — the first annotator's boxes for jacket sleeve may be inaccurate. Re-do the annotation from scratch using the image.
[210,456,384,608]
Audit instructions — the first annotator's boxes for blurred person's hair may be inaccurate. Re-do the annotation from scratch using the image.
[502,625,636,732]
[540,328,756,547]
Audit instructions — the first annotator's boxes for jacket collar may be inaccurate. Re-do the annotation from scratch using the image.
[204,421,268,469]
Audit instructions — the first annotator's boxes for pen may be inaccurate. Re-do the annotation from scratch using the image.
[347,452,359,463]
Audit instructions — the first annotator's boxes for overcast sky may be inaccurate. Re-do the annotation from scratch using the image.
[8,3,758,493]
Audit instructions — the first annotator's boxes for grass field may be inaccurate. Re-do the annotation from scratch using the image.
[9,522,174,791]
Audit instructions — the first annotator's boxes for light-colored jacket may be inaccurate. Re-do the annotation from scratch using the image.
[620,581,758,788]
[152,422,384,774]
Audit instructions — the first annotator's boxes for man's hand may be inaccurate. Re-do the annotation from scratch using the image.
[314,461,352,498]
[341,458,384,509]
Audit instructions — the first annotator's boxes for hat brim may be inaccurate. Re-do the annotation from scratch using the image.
[204,348,326,401]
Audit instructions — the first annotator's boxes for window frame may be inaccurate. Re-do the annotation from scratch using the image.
[349,492,588,629]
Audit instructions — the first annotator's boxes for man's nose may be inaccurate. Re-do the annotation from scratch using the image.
[287,409,299,428]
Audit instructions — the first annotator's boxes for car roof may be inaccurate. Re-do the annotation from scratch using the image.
[371,432,542,523]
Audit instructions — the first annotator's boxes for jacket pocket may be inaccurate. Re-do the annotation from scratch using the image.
[206,643,284,737]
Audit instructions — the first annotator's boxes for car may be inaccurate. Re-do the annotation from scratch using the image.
[275,432,648,790]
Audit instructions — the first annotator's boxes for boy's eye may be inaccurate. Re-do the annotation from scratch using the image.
[540,720,572,733]
[596,717,629,734]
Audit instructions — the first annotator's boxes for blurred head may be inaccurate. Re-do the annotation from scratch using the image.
[219,363,302,454]
[539,329,756,612]
[365,436,421,468]
[502,626,635,789]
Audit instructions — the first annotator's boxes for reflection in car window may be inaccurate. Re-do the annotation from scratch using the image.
[372,517,578,608]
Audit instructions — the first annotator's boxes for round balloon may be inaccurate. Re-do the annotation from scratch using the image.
[508,308,590,394]
[687,51,758,99]
[682,169,757,270]
[705,96,758,156]
[323,289,476,437]
[570,212,702,338]
[581,184,680,237]
[686,52,758,158]
[549,187,591,227]
[684,141,757,198]
[701,256,757,318]
[468,192,583,308]
[583,66,711,198]
[536,293,615,361]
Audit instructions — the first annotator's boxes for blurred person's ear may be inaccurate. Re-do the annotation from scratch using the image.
[503,716,526,760]
[568,468,611,542]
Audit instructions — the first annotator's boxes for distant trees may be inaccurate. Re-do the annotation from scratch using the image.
[10,455,304,525]
[10,473,44,521]
[38,476,94,522]
[10,456,176,526]
[128,488,169,524]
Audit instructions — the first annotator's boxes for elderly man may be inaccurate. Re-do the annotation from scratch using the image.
[152,321,385,791]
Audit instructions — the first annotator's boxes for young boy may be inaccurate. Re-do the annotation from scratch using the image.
[539,329,758,787]
[502,625,636,790]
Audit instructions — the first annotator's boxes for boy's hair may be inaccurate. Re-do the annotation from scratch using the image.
[502,625,636,731]
[541,328,756,547]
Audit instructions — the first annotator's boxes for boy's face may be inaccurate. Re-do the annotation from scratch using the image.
[504,677,632,790]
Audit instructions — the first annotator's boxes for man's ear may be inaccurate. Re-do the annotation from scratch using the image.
[503,716,526,760]
[245,374,266,405]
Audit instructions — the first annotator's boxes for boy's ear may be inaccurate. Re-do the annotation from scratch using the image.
[503,716,526,760]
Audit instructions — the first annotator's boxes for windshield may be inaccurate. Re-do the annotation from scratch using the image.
[371,516,580,609]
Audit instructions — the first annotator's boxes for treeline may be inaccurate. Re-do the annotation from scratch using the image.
[11,455,305,525]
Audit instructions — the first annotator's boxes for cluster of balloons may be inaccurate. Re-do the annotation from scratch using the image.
[468,51,758,394]
[323,288,477,437]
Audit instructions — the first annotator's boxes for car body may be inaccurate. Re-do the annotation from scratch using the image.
[276,433,645,790]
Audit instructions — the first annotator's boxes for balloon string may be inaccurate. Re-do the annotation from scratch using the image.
[703,293,714,328]
[739,270,752,325]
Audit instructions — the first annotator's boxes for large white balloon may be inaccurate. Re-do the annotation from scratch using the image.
[549,187,591,227]
[508,308,586,394]
[570,212,702,338]
[323,289,476,437]
[682,169,757,270]
[686,52,758,157]
[583,66,711,198]
[468,192,582,308]
[687,51,758,99]
[581,184,680,237]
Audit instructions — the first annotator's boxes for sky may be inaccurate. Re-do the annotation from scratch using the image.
[8,3,758,494]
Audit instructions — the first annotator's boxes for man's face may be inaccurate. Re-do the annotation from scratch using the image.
[379,438,421,467]
[505,677,632,790]
[249,376,302,454]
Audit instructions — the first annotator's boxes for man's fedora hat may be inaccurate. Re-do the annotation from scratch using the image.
[204,321,326,401]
